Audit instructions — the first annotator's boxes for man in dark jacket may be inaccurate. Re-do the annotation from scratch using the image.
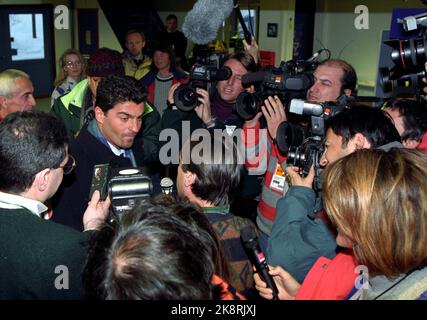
[50,47,161,162]
[52,75,160,231]
[0,110,109,299]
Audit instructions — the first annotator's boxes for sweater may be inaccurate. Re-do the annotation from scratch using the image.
[0,208,88,299]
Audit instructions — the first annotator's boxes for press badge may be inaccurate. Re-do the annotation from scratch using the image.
[269,163,286,193]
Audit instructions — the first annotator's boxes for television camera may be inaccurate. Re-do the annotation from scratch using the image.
[276,95,351,191]
[174,50,231,111]
[234,48,331,120]
[379,10,427,97]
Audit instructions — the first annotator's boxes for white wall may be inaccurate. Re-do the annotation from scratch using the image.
[258,0,295,65]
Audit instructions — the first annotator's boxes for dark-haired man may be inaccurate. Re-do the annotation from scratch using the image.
[383,99,427,150]
[176,132,255,294]
[0,110,109,299]
[52,75,159,231]
[51,47,160,161]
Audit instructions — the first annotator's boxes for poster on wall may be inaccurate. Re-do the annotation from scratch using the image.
[78,9,99,56]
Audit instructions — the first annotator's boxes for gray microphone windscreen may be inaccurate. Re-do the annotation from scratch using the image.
[182,0,234,45]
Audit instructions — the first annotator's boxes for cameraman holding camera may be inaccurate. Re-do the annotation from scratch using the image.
[243,59,357,253]
[162,51,257,136]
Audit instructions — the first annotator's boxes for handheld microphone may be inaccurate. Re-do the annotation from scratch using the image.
[182,0,234,45]
[240,226,279,300]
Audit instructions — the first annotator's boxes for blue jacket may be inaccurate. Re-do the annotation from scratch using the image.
[267,186,337,283]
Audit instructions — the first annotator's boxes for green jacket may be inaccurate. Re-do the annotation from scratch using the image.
[50,79,161,163]
[0,208,89,299]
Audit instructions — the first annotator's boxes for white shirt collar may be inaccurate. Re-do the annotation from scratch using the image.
[0,191,48,218]
[107,141,125,156]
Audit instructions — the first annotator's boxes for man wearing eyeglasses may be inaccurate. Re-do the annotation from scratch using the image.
[0,110,110,299]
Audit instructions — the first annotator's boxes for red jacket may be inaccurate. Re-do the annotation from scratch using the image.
[296,252,358,300]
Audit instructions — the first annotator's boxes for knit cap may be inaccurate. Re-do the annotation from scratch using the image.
[86,48,125,77]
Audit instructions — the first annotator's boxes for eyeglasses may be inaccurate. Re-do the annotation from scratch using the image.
[64,61,82,68]
[57,154,76,175]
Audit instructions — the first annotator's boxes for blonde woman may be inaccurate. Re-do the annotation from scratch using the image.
[51,49,85,106]
[255,148,427,300]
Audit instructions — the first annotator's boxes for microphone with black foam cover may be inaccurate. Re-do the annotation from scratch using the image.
[182,0,234,45]
[240,226,279,300]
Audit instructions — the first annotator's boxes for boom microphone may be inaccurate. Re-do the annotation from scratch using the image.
[240,226,279,300]
[182,0,234,45]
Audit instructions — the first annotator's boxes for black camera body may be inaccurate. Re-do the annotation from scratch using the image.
[173,58,232,111]
[379,11,427,97]
[90,164,153,215]
[277,96,350,190]
[235,59,317,120]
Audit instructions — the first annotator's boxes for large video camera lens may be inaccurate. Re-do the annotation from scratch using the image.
[386,37,427,71]
[174,64,232,112]
[174,85,198,111]
[275,121,307,154]
[379,67,426,94]
[235,92,264,120]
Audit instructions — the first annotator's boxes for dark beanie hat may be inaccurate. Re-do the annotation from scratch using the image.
[86,48,125,77]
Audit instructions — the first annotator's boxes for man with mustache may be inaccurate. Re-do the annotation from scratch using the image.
[52,75,155,231]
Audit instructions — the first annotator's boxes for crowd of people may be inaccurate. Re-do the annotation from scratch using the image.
[0,13,426,301]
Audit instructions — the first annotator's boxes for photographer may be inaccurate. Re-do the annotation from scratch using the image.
[162,51,261,221]
[268,106,402,293]
[162,51,257,136]
[243,59,357,252]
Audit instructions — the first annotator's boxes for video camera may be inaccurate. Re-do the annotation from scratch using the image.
[379,11,427,97]
[276,95,351,190]
[235,49,330,120]
[174,47,231,111]
[90,164,153,216]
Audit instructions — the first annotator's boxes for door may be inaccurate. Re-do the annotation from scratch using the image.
[0,5,55,97]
